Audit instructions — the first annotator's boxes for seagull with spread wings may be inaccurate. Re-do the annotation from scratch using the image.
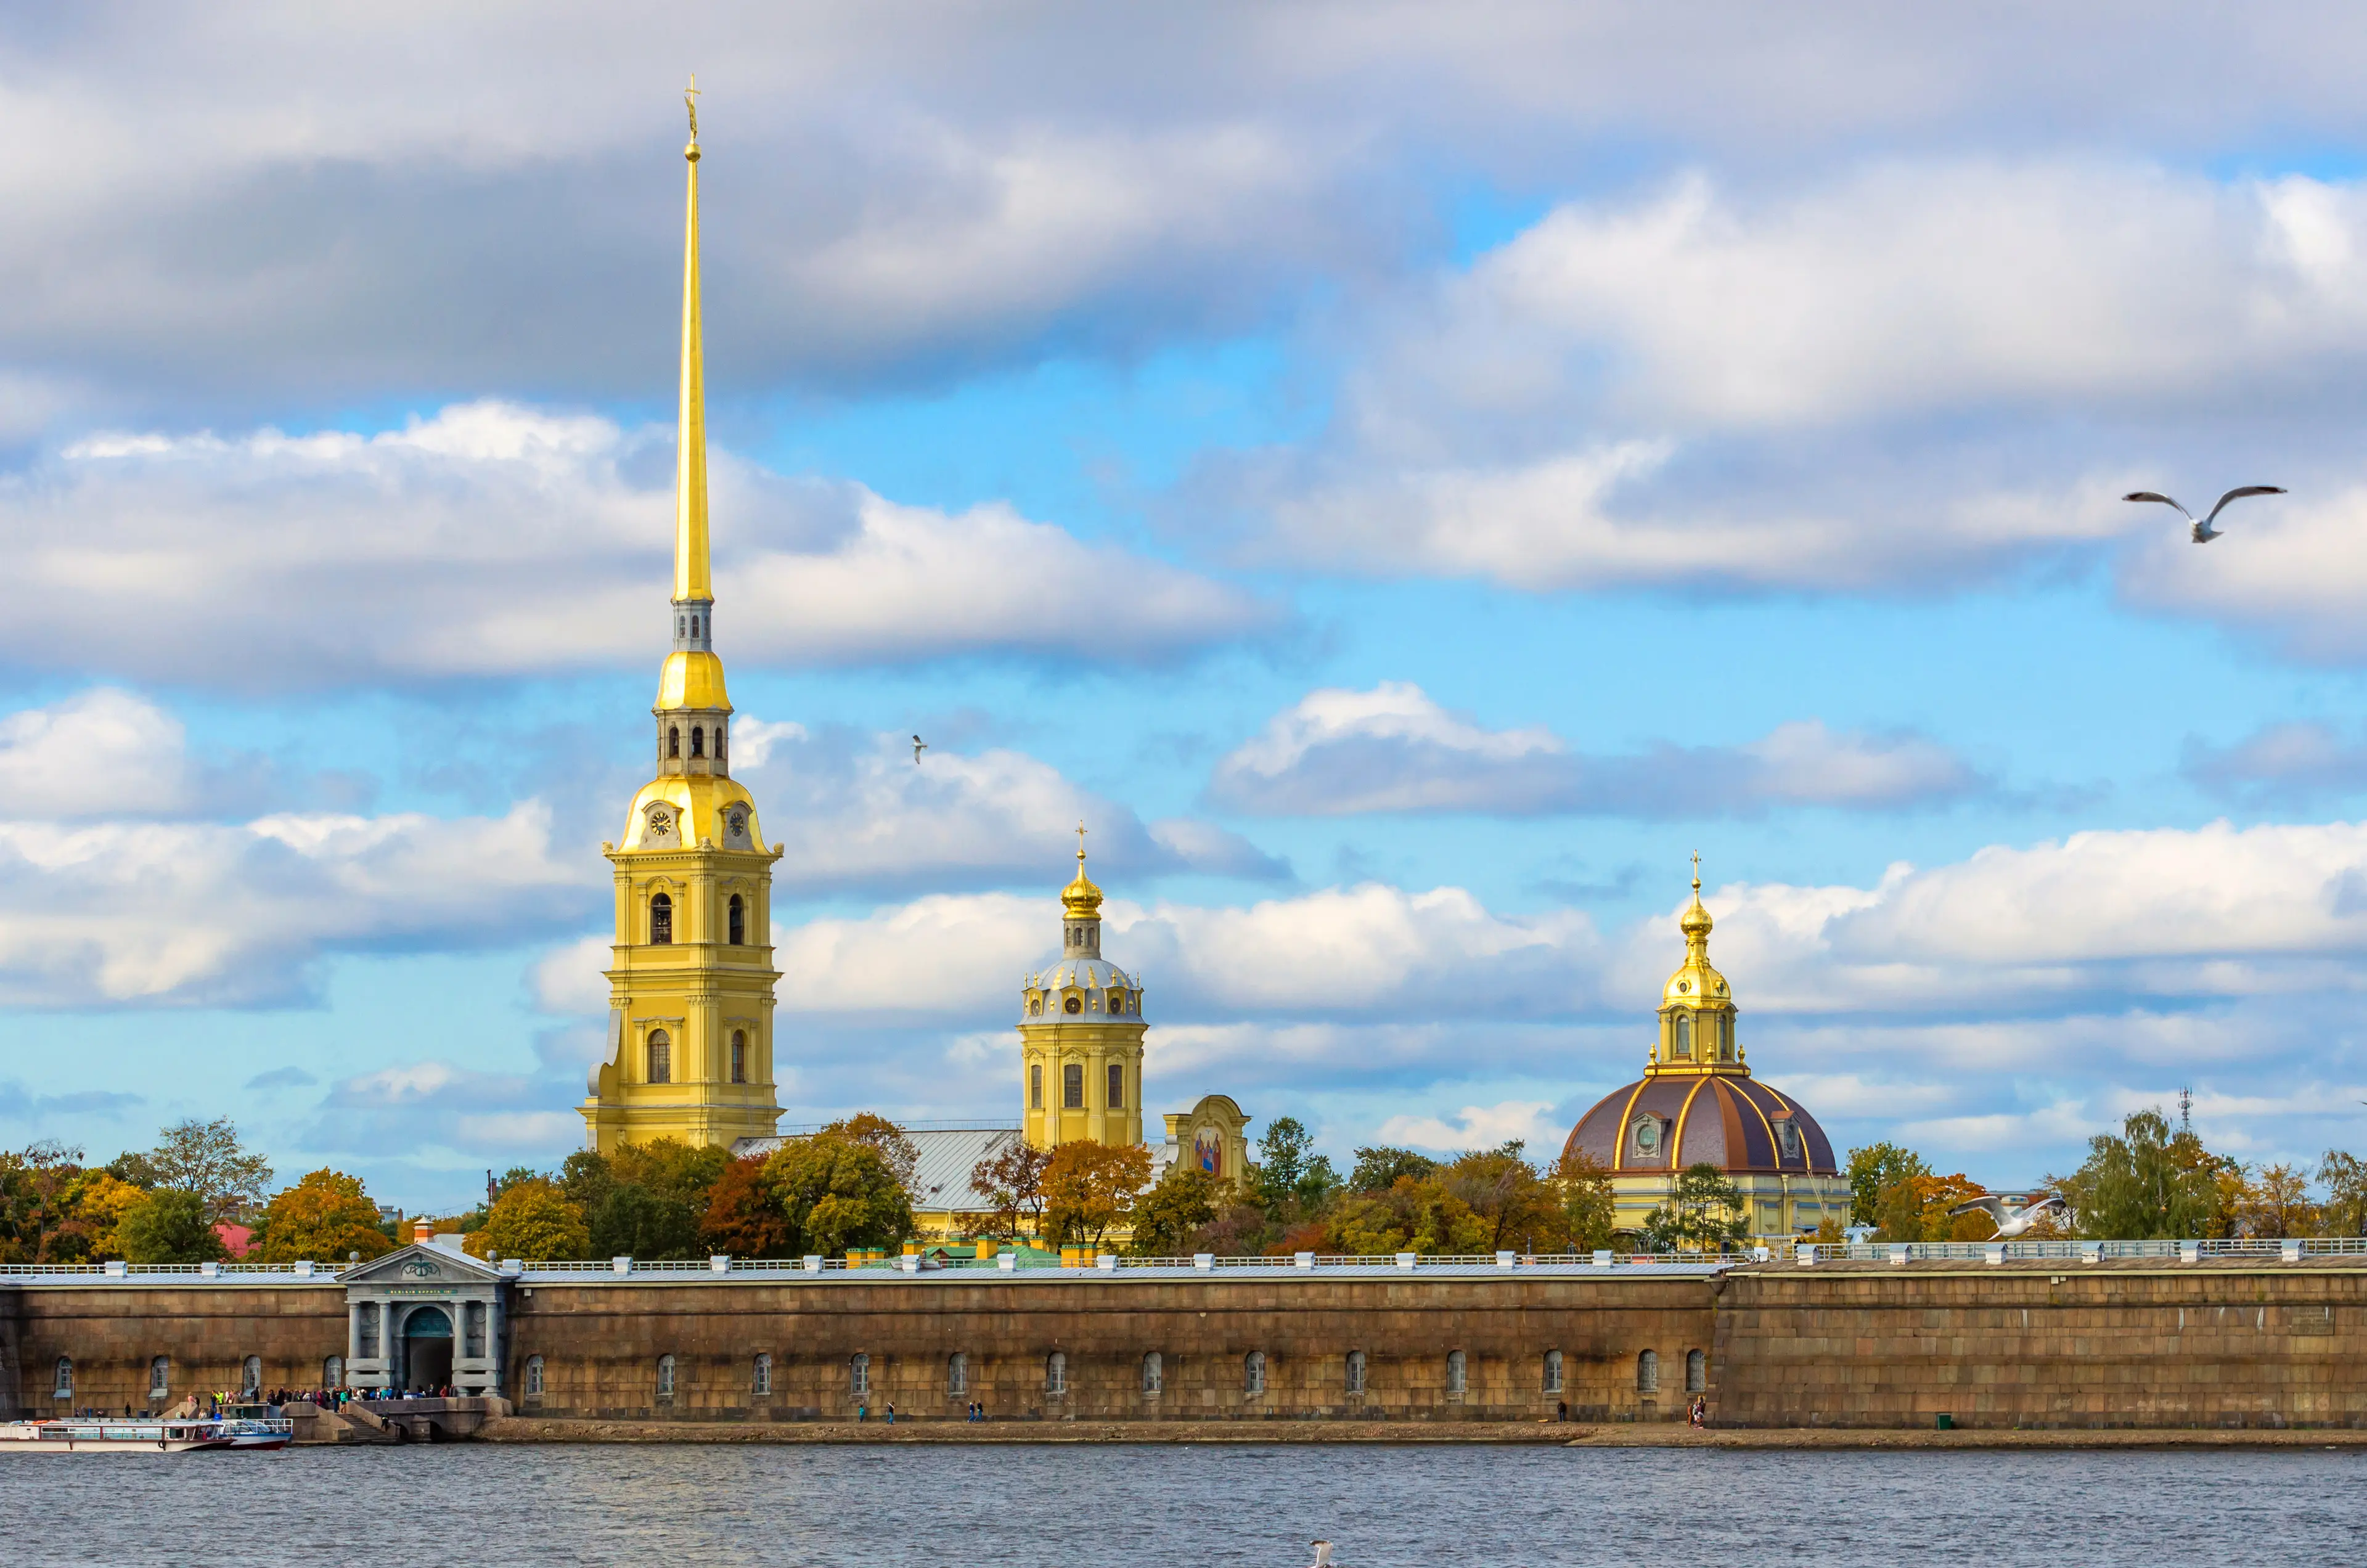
[2122,485,2286,543]
[1948,1192,2065,1240]
[912,735,928,764]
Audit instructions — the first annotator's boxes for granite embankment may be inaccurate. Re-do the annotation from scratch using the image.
[476,1416,2367,1448]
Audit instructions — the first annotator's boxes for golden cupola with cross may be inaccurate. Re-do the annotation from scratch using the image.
[579,85,785,1155]
[1016,828,1147,1151]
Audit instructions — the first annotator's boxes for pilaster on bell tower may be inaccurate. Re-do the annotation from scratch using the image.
[581,81,784,1156]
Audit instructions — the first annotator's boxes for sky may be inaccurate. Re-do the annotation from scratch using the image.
[9,4,2367,1211]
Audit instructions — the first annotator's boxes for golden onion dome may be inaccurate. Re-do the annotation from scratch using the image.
[1061,845,1104,918]
[1662,860,1731,1008]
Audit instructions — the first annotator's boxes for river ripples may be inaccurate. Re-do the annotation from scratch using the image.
[18,1442,2367,1565]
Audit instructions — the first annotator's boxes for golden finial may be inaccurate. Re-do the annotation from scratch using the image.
[1062,822,1103,918]
[685,73,700,145]
[1680,852,1712,942]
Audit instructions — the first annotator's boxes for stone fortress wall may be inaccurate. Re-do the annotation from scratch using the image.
[13,1259,2367,1429]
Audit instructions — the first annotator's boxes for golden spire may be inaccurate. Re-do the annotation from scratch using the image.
[674,73,711,605]
[1062,822,1105,918]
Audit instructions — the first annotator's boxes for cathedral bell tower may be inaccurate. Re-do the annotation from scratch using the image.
[580,87,785,1154]
[1016,829,1147,1151]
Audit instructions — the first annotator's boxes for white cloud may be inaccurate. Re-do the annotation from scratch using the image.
[762,883,1600,1023]
[2119,485,2367,664]
[0,404,1272,689]
[0,798,592,1008]
[1209,682,1979,815]
[1231,161,2367,615]
[729,725,1288,895]
[0,688,194,817]
[1372,1099,1561,1154]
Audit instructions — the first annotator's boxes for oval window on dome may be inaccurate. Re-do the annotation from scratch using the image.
[1676,979,1690,994]
[1633,1117,1661,1156]
[1064,995,1082,1015]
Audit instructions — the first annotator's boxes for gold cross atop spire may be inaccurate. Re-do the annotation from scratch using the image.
[1076,820,1089,865]
[685,73,700,142]
[1691,849,1701,892]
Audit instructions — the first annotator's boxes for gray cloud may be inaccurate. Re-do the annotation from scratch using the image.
[13,9,2367,423]
[0,1081,144,1121]
[1209,682,1982,817]
[2184,722,2367,807]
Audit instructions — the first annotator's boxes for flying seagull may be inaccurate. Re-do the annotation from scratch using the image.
[912,735,928,764]
[1948,1193,2065,1240]
[2122,485,2286,543]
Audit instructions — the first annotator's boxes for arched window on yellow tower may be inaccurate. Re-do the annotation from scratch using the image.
[1673,1013,1692,1059]
[648,1031,671,1084]
[1107,1063,1124,1109]
[727,894,745,945]
[730,1031,746,1084]
[650,893,672,944]
[1063,1063,1083,1108]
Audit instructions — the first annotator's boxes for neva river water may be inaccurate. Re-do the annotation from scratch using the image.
[15,1442,2367,1565]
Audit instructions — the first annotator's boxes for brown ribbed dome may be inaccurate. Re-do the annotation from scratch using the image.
[1562,1076,1837,1177]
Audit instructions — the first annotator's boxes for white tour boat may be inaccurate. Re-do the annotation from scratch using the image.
[0,1414,293,1453]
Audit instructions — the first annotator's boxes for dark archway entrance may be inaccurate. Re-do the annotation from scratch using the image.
[403,1306,454,1392]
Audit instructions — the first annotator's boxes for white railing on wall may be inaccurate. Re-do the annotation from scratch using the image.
[9,1236,2366,1284]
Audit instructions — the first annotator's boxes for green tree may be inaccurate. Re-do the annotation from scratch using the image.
[117,1190,230,1264]
[822,1114,920,1189]
[144,1119,273,1223]
[1641,1164,1749,1252]
[698,1156,797,1257]
[589,1184,701,1260]
[559,1149,616,1215]
[1550,1149,1619,1253]
[1348,1146,1437,1193]
[1127,1165,1227,1257]
[767,1132,914,1257]
[1254,1118,1339,1212]
[608,1138,732,1223]
[105,1150,163,1190]
[2059,1109,2233,1239]
[472,1178,591,1261]
[251,1169,395,1264]
[2320,1150,2367,1238]
[1846,1142,1929,1227]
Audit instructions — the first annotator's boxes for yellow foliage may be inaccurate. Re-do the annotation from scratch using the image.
[256,1169,394,1265]
[72,1172,146,1260]
[475,1178,591,1262]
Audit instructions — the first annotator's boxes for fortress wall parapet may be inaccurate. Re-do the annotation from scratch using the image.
[15,1257,2367,1428]
[1713,1260,2367,1429]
